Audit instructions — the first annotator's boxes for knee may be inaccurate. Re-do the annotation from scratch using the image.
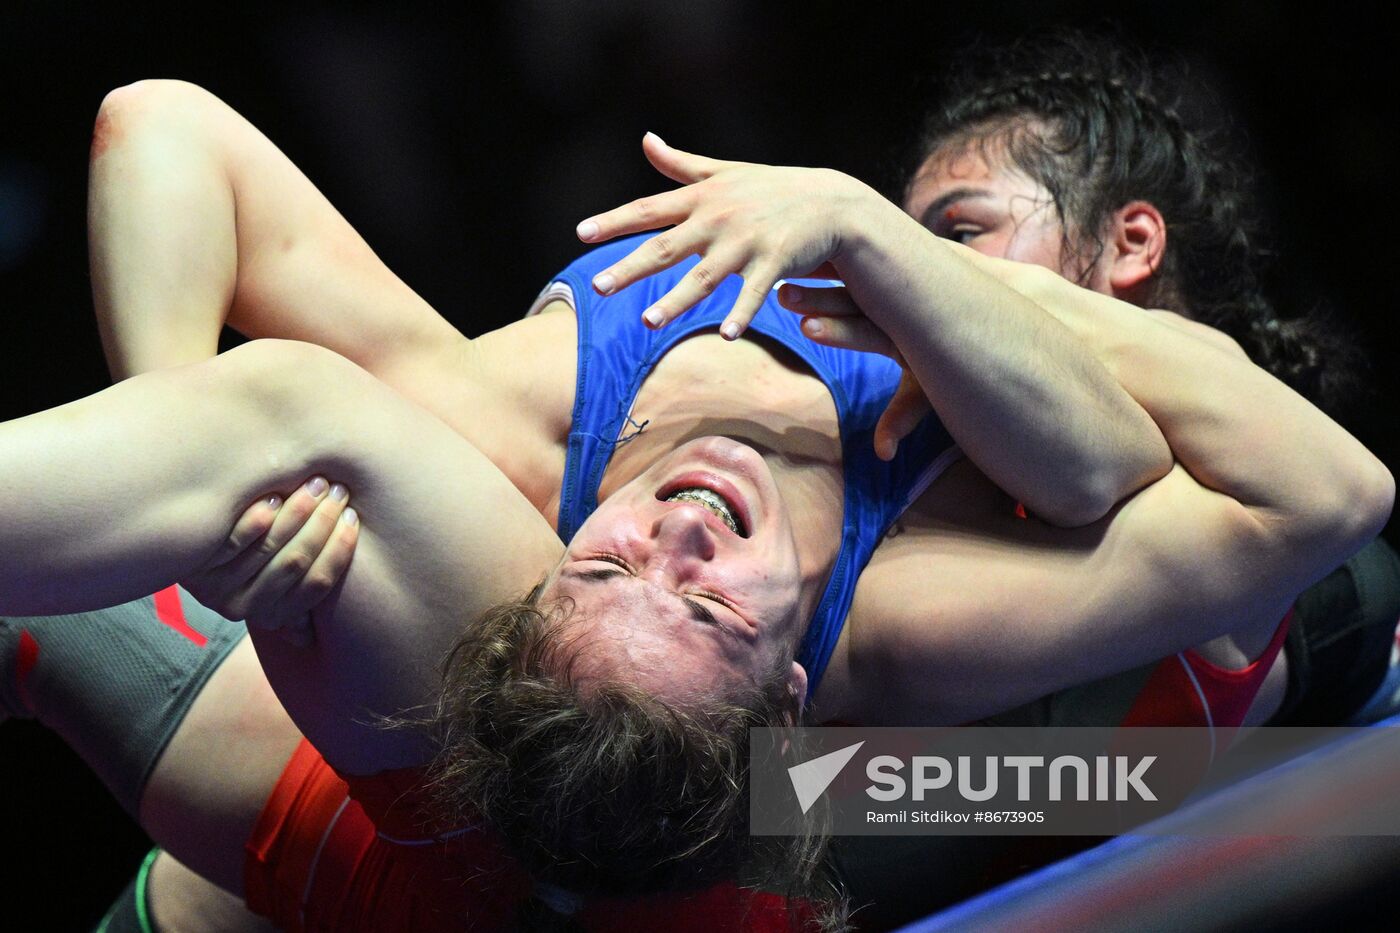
[93,80,220,159]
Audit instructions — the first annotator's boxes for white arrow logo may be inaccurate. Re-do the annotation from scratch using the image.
[787,741,865,814]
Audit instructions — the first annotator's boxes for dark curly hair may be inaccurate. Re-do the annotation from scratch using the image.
[415,586,842,931]
[909,30,1365,416]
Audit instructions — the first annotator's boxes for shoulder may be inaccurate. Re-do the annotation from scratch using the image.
[468,312,577,522]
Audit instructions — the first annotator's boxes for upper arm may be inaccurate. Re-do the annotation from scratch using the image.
[0,339,563,773]
[99,80,472,396]
[846,458,1294,725]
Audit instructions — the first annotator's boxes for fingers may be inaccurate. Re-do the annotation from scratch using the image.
[184,477,360,642]
[237,480,357,633]
[576,187,692,249]
[635,253,782,339]
[718,260,784,339]
[799,314,901,359]
[203,495,284,569]
[217,477,334,590]
[778,283,864,318]
[184,479,328,611]
[586,222,707,300]
[874,370,933,461]
[640,132,733,184]
[574,134,737,247]
[256,495,360,645]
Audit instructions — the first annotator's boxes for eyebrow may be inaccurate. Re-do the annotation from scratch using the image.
[567,568,724,628]
[918,187,994,229]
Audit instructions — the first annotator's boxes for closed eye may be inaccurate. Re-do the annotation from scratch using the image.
[593,553,633,572]
[573,555,741,634]
[943,227,983,245]
[576,568,625,582]
[682,596,720,625]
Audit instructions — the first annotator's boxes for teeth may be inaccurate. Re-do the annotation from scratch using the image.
[666,487,743,535]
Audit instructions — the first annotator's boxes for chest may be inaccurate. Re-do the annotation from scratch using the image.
[598,331,846,499]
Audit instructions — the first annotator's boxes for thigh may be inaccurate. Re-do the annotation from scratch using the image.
[139,636,302,896]
[147,849,278,933]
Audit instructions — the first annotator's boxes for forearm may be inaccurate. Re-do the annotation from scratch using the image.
[89,83,236,379]
[834,188,1172,525]
[955,252,1393,566]
[88,81,464,385]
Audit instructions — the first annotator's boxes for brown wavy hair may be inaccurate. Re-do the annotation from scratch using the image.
[416,585,844,930]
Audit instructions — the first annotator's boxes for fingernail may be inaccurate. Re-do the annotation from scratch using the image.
[645,131,666,147]
[785,284,804,305]
[341,507,358,526]
[720,321,740,340]
[305,477,328,497]
[803,317,824,337]
[266,495,281,509]
[329,483,348,502]
[643,307,665,327]
[577,220,599,241]
[594,272,616,295]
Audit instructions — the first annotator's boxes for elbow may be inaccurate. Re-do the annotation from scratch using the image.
[1297,453,1395,564]
[1031,482,1120,529]
[1038,453,1172,529]
[1350,457,1396,544]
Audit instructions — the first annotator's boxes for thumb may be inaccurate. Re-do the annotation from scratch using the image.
[642,132,731,184]
[873,369,932,461]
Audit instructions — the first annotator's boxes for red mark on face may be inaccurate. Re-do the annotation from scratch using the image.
[90,108,122,160]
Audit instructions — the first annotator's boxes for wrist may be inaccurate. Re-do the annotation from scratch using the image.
[822,172,892,265]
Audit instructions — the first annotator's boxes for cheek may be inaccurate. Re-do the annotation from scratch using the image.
[998,220,1066,272]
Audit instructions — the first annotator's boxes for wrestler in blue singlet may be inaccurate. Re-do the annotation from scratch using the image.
[530,236,961,696]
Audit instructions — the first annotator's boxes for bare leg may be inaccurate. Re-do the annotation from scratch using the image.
[146,850,277,933]
[139,636,302,896]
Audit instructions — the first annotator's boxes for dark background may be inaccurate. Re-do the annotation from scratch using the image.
[2,1,1396,928]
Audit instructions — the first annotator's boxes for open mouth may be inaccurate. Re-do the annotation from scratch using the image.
[663,487,747,537]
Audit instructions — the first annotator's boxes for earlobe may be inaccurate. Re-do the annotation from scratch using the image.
[1108,200,1167,299]
[785,661,809,726]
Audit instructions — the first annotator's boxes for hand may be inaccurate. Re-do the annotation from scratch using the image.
[182,476,360,647]
[576,133,867,339]
[779,282,933,462]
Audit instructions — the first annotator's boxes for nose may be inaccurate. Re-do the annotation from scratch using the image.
[651,502,718,564]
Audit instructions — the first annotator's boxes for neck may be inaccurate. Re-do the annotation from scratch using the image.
[596,333,846,624]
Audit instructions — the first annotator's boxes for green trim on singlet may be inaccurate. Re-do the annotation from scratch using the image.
[134,846,158,933]
[95,847,159,933]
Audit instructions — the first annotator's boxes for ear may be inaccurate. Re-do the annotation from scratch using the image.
[1105,200,1167,300]
[783,661,809,727]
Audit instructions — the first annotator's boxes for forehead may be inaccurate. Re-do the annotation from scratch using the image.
[548,569,750,655]
[550,578,753,705]
[904,134,1046,217]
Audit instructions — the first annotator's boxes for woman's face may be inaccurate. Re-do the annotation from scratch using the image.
[539,436,808,708]
[903,140,1113,293]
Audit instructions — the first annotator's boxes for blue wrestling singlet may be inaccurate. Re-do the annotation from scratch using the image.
[531,236,960,695]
